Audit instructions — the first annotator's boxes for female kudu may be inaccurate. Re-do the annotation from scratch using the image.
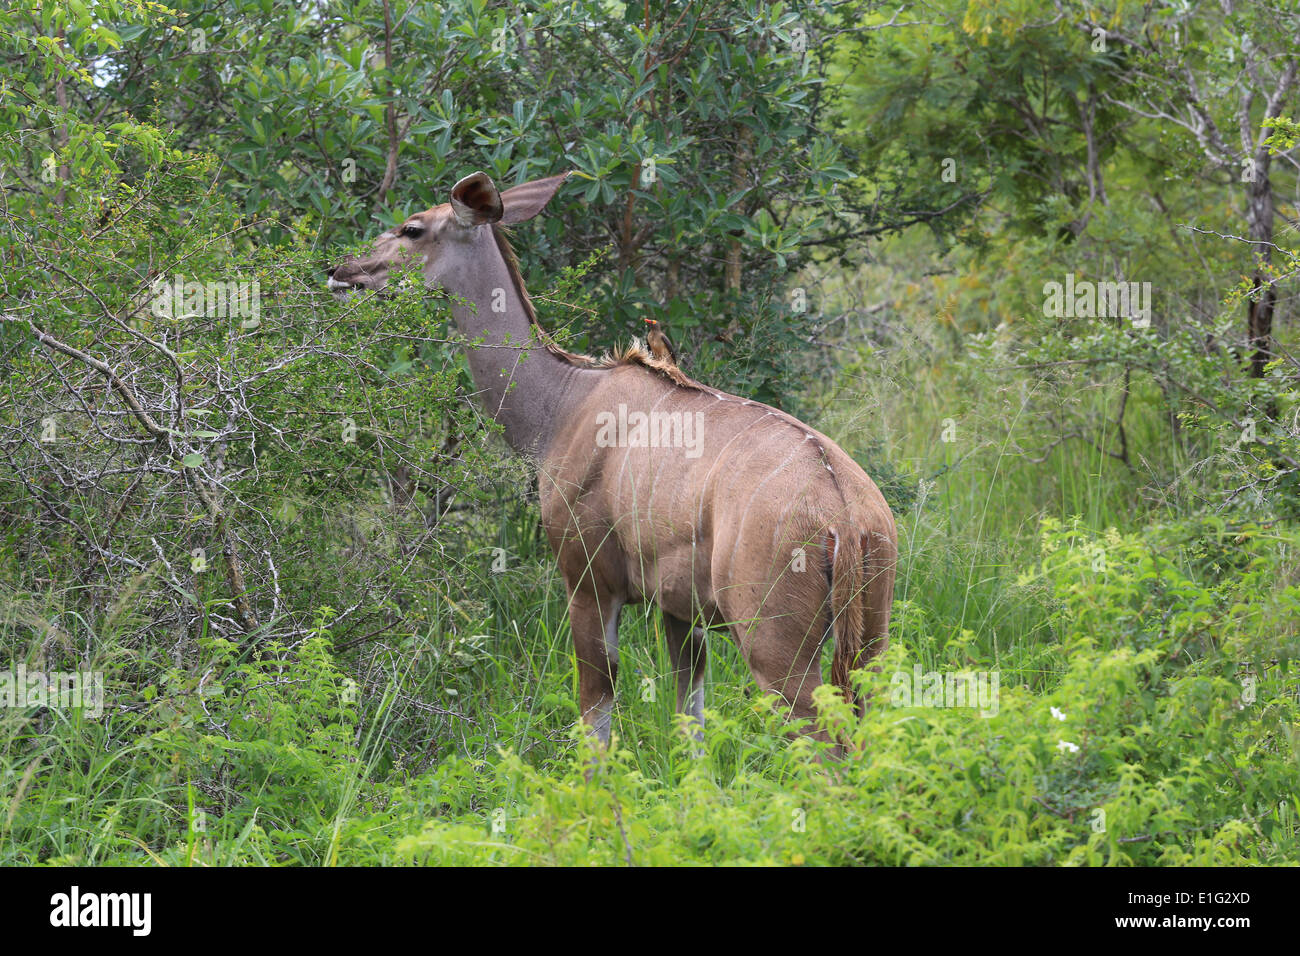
[329,170,897,749]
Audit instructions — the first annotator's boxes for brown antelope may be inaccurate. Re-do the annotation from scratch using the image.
[329,170,897,750]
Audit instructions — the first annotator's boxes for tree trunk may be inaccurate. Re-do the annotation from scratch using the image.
[724,126,753,293]
[1245,167,1275,381]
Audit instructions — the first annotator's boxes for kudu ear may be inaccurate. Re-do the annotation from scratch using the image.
[499,171,571,225]
[450,172,504,227]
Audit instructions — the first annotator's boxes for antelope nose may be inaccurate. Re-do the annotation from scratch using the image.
[327,265,360,291]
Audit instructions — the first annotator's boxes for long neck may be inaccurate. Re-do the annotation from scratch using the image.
[439,228,597,457]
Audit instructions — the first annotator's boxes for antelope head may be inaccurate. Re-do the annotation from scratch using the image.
[327,170,570,297]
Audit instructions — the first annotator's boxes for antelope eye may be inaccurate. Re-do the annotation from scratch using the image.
[400,223,424,238]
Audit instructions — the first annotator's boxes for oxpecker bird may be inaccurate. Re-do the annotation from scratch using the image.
[643,318,678,365]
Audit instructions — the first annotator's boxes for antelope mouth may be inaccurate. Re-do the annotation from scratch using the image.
[326,269,387,299]
[327,276,360,293]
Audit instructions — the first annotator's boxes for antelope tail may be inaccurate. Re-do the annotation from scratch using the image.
[828,528,870,717]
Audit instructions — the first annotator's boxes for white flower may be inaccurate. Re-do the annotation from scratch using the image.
[1050,706,1067,722]
[1056,740,1080,754]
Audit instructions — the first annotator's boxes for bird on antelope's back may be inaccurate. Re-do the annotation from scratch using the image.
[643,318,678,365]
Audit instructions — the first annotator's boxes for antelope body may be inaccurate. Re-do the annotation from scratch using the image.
[329,170,897,748]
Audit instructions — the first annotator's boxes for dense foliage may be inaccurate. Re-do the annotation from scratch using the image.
[0,0,1296,866]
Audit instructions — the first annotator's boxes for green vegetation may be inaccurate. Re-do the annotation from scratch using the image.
[1,0,1297,865]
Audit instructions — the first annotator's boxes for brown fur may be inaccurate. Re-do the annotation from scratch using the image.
[329,170,898,751]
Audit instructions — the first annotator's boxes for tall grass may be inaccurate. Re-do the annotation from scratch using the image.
[2,321,1295,865]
